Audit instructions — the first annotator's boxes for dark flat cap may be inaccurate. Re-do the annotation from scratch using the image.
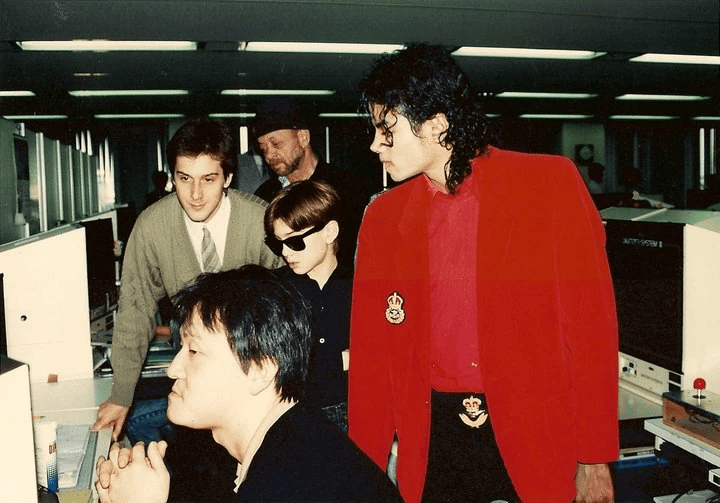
[252,98,312,138]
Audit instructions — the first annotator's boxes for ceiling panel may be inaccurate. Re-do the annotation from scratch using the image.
[0,0,717,121]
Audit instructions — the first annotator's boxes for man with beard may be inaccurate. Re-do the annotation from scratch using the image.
[252,98,369,267]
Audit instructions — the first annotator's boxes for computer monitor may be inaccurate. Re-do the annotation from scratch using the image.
[0,273,6,357]
[0,225,94,382]
[602,208,720,400]
[606,220,684,375]
[0,356,38,502]
[80,218,118,319]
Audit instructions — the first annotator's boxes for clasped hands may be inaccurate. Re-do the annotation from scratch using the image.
[95,440,170,503]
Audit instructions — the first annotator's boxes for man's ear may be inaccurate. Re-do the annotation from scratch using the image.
[323,220,339,245]
[223,172,234,189]
[428,113,449,144]
[296,129,311,149]
[247,357,279,396]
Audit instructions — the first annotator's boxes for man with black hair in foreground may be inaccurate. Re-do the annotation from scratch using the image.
[95,265,401,503]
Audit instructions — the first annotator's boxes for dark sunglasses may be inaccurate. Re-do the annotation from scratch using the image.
[265,225,323,256]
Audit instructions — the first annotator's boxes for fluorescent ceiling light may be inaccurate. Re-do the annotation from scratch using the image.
[497,92,598,99]
[243,42,403,54]
[3,114,68,120]
[616,94,709,101]
[693,116,720,121]
[221,89,335,96]
[208,113,256,119]
[609,115,678,120]
[519,114,593,120]
[0,90,35,97]
[630,53,720,65]
[323,112,506,119]
[453,47,605,60]
[94,113,185,119]
[17,40,197,51]
[318,113,365,118]
[69,90,189,97]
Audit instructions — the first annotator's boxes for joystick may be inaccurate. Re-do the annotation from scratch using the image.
[693,377,706,400]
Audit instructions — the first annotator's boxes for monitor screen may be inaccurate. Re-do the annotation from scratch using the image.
[605,220,684,374]
[80,218,118,318]
[0,273,6,357]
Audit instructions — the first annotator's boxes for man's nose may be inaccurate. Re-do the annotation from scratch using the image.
[370,132,384,153]
[167,348,185,379]
[190,180,202,200]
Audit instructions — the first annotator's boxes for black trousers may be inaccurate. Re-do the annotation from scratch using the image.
[421,390,520,503]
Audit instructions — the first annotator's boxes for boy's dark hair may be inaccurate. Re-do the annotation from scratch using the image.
[264,180,341,253]
[167,118,238,180]
[359,43,489,194]
[170,265,312,402]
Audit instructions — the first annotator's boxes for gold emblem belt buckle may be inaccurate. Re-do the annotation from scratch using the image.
[459,395,488,428]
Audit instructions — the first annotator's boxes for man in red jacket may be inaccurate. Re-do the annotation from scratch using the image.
[348,43,619,503]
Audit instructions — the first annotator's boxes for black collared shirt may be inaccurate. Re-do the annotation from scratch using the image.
[278,265,352,407]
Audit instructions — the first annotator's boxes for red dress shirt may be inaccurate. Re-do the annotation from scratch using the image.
[426,174,484,392]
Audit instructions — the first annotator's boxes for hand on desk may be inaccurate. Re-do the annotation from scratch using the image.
[92,401,129,441]
[96,441,169,503]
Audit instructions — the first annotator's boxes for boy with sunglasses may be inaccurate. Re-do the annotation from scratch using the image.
[264,180,352,432]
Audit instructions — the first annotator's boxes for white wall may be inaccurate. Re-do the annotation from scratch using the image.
[561,122,606,188]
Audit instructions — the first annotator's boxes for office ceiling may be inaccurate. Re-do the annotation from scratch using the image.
[0,0,718,123]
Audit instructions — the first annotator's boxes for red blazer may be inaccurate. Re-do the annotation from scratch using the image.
[348,147,619,503]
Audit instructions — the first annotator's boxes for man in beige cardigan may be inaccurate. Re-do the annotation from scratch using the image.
[93,119,281,442]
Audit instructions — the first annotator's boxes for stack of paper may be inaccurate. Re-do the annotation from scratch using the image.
[56,424,91,489]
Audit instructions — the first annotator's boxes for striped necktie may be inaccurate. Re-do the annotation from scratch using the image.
[201,226,221,273]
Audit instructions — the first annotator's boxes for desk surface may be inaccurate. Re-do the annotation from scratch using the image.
[31,377,112,421]
[619,386,663,421]
[30,378,114,503]
[645,417,720,467]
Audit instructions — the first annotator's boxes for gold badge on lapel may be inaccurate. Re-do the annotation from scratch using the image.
[385,291,406,324]
[459,395,488,428]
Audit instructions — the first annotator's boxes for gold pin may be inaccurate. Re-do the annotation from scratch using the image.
[385,291,406,324]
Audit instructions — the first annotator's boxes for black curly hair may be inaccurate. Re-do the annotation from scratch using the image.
[359,43,489,194]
